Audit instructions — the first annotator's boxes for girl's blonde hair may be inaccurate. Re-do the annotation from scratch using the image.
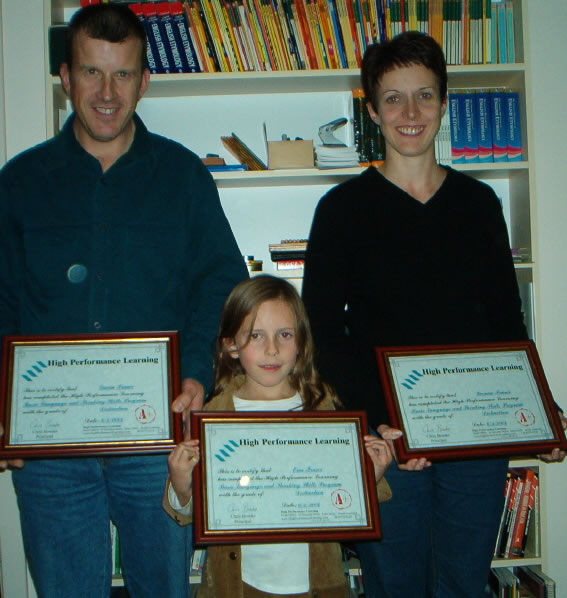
[212,275,336,410]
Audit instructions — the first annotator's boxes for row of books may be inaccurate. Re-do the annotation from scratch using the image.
[129,2,201,73]
[434,0,517,66]
[448,88,522,164]
[269,239,307,272]
[494,468,538,560]
[488,566,556,598]
[109,0,520,74]
[350,87,521,167]
[352,89,385,167]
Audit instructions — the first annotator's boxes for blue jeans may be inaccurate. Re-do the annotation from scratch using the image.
[356,458,509,598]
[12,454,191,598]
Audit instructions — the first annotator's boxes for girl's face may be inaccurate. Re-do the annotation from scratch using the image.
[226,299,299,401]
[367,63,447,161]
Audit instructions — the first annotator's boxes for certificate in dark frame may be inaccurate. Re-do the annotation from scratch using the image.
[0,332,182,459]
[376,341,567,463]
[191,410,381,545]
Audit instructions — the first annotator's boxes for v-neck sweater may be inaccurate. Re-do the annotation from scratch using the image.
[303,166,528,427]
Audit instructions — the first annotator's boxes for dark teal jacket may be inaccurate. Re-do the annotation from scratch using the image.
[0,113,248,390]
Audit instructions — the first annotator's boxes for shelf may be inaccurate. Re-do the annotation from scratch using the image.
[51,64,526,98]
[492,557,543,568]
[211,162,529,188]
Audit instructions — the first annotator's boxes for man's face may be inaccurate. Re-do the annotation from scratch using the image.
[60,31,149,152]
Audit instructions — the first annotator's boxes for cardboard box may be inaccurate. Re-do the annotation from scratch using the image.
[263,123,314,169]
[267,140,314,169]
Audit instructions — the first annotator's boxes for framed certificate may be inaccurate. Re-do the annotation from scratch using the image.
[0,332,182,458]
[191,411,381,544]
[376,341,567,462]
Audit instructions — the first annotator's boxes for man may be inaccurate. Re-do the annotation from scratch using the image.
[0,5,247,597]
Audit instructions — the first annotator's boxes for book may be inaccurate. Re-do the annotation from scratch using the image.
[513,567,556,598]
[490,88,508,162]
[476,88,493,162]
[505,89,522,161]
[448,90,466,163]
[157,2,191,73]
[142,3,172,73]
[170,1,202,72]
[509,469,537,558]
[221,133,268,169]
[129,3,160,74]
[462,89,479,163]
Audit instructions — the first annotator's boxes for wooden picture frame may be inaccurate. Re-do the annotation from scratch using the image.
[376,341,567,462]
[0,332,182,458]
[191,410,381,545]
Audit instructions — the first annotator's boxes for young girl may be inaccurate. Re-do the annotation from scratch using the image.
[163,275,393,598]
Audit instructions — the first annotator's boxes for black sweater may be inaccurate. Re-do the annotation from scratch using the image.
[302,166,528,428]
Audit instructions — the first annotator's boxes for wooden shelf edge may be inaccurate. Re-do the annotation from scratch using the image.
[211,162,529,187]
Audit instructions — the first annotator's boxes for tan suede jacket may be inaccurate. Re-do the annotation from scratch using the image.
[163,380,392,598]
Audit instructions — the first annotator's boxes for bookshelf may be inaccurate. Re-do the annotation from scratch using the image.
[1,0,563,596]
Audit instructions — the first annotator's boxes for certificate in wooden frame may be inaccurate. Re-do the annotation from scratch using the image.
[191,410,381,545]
[0,332,182,459]
[376,341,567,462]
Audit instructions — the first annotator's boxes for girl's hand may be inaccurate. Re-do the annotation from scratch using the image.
[364,435,393,480]
[168,439,200,507]
[377,424,432,471]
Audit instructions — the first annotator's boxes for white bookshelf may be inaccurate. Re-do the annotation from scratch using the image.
[1,1,565,596]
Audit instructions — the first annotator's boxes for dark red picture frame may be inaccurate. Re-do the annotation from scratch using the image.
[0,331,182,459]
[376,341,567,463]
[191,410,381,545]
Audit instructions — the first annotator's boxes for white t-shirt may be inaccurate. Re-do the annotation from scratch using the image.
[234,394,309,594]
[168,393,309,595]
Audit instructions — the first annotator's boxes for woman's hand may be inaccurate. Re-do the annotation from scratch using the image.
[364,435,393,480]
[538,411,567,463]
[377,424,432,471]
[168,439,200,507]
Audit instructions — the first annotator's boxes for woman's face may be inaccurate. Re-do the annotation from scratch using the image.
[367,63,447,161]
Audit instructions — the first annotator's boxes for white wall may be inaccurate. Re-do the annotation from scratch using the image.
[0,0,6,166]
[524,0,567,590]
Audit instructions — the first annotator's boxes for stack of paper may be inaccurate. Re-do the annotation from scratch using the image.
[315,145,360,169]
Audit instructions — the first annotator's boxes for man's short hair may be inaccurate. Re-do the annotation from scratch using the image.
[65,4,147,70]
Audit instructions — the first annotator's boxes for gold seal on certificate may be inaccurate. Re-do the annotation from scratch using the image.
[376,341,567,462]
[190,411,381,544]
[0,332,182,458]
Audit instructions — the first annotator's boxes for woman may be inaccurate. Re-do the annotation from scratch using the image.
[302,31,562,597]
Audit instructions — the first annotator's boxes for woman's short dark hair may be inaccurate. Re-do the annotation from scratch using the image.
[361,32,448,110]
[65,4,147,70]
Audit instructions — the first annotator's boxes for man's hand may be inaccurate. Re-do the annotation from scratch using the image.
[377,424,432,471]
[172,378,205,440]
[538,411,567,463]
[0,423,24,471]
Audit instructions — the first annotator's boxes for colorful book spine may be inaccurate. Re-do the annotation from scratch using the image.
[462,89,479,163]
[142,3,172,73]
[496,0,506,63]
[448,91,465,164]
[170,1,202,71]
[490,87,508,162]
[505,89,522,161]
[156,1,188,72]
[129,3,160,74]
[476,88,493,162]
[504,0,515,63]
[510,469,536,557]
[154,2,186,72]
